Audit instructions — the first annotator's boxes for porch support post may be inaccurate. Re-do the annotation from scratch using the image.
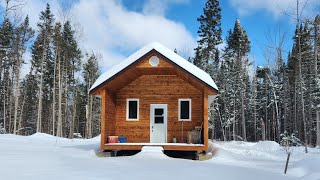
[203,90,208,151]
[100,89,106,150]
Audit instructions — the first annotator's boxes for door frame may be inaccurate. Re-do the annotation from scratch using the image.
[150,104,168,143]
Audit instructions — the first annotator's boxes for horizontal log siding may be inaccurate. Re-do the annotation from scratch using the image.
[114,75,203,143]
[104,90,116,143]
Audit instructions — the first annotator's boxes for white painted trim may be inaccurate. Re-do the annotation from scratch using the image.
[126,98,139,121]
[178,98,192,121]
[150,104,168,143]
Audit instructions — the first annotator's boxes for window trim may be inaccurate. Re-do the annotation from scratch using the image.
[178,98,191,121]
[126,98,139,121]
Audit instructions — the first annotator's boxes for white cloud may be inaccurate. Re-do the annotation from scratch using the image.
[2,0,196,72]
[229,0,319,19]
[142,0,190,16]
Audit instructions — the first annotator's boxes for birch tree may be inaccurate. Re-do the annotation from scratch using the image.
[12,16,34,134]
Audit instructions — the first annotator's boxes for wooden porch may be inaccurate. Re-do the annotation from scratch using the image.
[103,143,205,151]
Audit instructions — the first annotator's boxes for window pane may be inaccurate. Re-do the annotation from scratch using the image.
[180,101,190,119]
[155,117,164,124]
[155,108,163,115]
[129,101,138,119]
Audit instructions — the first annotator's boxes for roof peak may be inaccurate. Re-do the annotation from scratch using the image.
[89,43,218,93]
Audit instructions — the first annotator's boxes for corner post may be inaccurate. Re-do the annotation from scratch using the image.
[100,89,106,150]
[203,90,208,151]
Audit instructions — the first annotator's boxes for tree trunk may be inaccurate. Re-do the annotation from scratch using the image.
[313,16,320,147]
[57,54,62,137]
[241,90,246,141]
[88,95,93,138]
[265,79,268,140]
[13,56,20,134]
[64,75,68,137]
[262,119,266,141]
[296,0,308,153]
[3,79,6,133]
[69,67,76,139]
[36,36,47,133]
[70,91,76,139]
[18,88,27,135]
[316,111,320,147]
[86,78,92,139]
[8,72,14,133]
[253,78,257,141]
[52,45,58,136]
[233,97,236,140]
[217,108,226,141]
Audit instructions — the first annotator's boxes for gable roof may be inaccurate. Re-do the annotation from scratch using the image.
[89,42,218,94]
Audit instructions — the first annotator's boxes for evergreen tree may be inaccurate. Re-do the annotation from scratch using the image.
[31,3,55,133]
[61,20,82,138]
[194,0,222,140]
[0,17,14,133]
[82,53,100,138]
[218,19,251,141]
[194,0,222,75]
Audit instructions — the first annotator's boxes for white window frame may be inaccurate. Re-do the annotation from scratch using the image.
[178,98,191,121]
[126,98,139,121]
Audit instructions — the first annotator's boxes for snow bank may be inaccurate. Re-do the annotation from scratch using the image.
[30,132,56,138]
[253,141,281,152]
[1,133,320,180]
[290,156,320,179]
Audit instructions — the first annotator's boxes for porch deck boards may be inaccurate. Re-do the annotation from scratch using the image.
[103,143,205,151]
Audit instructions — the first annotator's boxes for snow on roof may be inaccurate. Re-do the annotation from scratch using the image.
[90,42,218,92]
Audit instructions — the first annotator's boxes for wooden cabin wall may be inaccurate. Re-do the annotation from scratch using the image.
[113,75,203,143]
[104,89,116,143]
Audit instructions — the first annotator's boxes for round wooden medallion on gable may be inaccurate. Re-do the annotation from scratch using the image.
[149,56,160,67]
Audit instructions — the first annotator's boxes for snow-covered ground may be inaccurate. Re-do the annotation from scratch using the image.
[0,133,319,180]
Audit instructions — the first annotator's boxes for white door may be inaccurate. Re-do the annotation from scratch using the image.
[150,104,167,143]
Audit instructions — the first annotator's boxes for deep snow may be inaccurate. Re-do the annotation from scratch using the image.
[0,133,319,180]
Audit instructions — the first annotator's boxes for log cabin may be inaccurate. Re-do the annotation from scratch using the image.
[89,42,218,152]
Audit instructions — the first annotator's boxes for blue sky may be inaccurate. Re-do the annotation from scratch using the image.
[1,0,319,72]
[122,0,316,66]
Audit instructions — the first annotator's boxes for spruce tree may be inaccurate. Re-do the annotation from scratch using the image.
[61,20,82,138]
[194,0,222,75]
[221,19,251,141]
[31,3,54,133]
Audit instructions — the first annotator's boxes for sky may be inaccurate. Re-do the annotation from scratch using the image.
[0,0,320,74]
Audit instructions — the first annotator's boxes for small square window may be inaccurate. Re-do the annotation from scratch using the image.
[178,99,191,121]
[126,99,139,121]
